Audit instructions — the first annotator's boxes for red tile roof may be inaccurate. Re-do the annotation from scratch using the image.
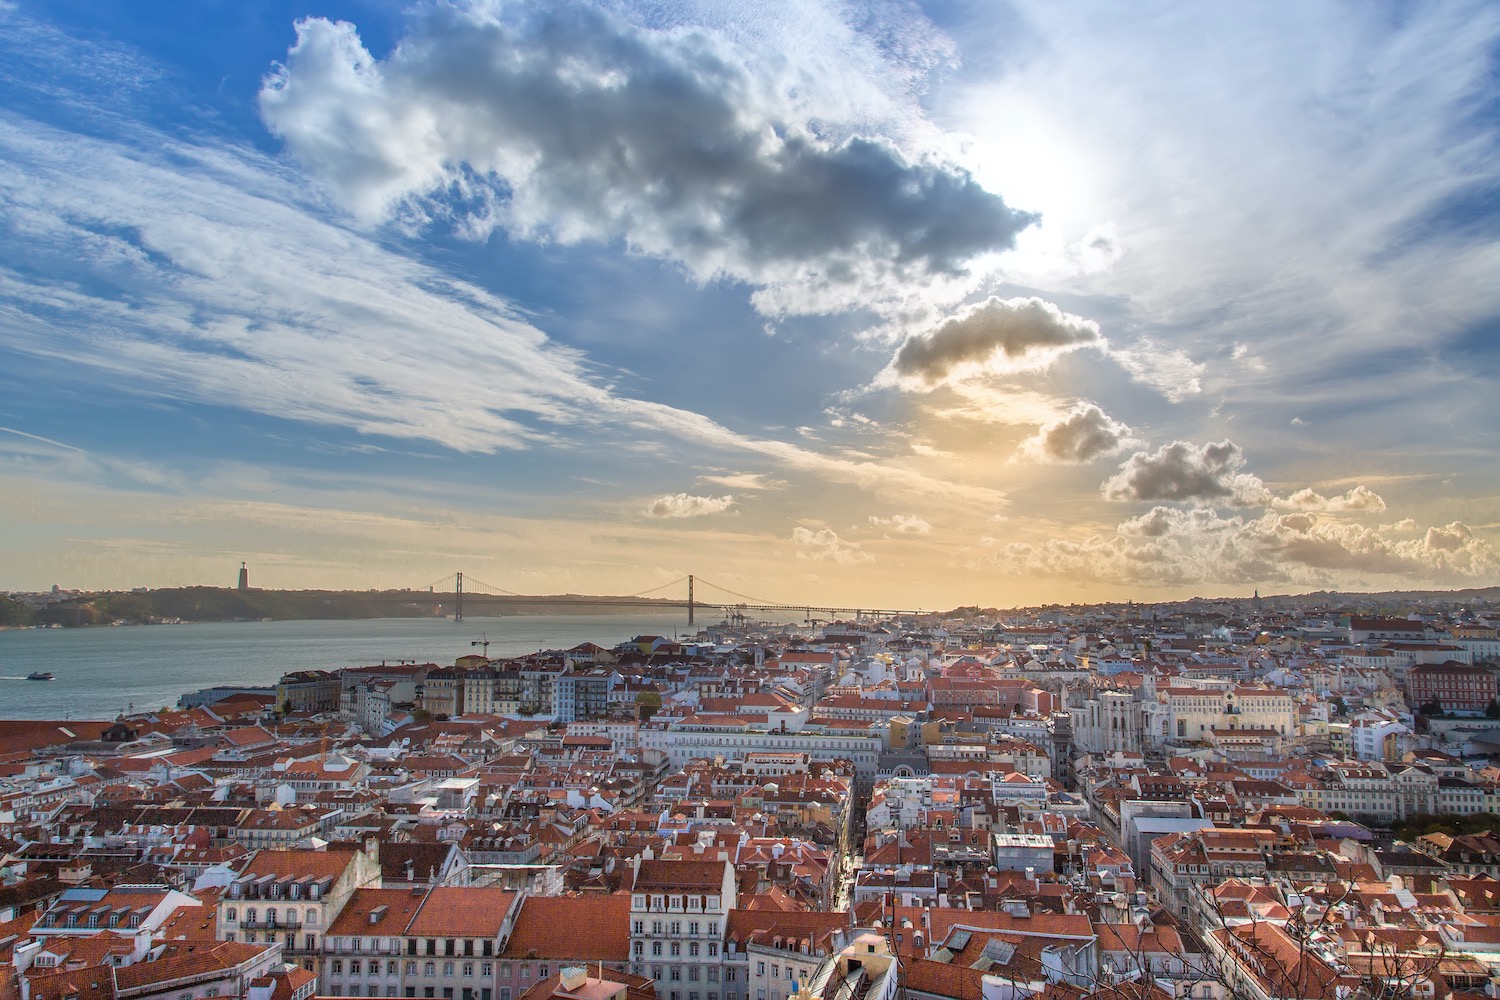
[408,887,517,938]
[328,888,428,937]
[242,846,362,880]
[502,894,632,961]
[634,859,726,891]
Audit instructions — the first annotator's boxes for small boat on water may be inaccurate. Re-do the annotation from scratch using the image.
[26,671,54,681]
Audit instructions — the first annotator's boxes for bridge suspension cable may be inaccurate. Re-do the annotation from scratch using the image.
[693,577,783,608]
[623,576,688,598]
[459,575,525,597]
[404,571,925,619]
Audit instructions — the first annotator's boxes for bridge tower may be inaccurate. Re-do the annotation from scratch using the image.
[687,574,694,627]
[455,572,463,623]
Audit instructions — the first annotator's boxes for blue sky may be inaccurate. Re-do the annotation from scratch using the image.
[2,0,1499,606]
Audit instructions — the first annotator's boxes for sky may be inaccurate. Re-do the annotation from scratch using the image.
[2,0,1500,609]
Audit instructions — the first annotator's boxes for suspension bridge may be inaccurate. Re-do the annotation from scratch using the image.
[400,573,934,625]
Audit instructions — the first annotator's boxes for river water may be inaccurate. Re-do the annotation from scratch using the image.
[0,614,703,720]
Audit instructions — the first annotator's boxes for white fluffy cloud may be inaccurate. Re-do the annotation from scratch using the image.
[1426,521,1475,551]
[869,513,932,535]
[1020,402,1135,463]
[1278,485,1386,513]
[644,493,735,518]
[999,507,1499,588]
[791,526,872,564]
[886,296,1102,386]
[1102,440,1269,505]
[259,3,1035,319]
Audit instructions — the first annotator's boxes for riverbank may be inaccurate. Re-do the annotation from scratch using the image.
[0,613,696,720]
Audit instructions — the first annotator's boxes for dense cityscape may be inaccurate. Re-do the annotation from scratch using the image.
[6,2,1500,1000]
[5,598,1500,1000]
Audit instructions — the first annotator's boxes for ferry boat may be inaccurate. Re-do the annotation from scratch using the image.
[26,671,54,681]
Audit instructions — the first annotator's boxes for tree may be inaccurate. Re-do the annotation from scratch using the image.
[1485,698,1500,719]
[1191,875,1448,1000]
[635,689,663,721]
[0,595,35,627]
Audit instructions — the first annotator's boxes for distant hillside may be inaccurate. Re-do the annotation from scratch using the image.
[940,586,1500,619]
[20,587,681,626]
[1210,586,1500,613]
[13,582,1500,628]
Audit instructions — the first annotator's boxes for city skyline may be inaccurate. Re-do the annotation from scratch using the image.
[3,1,1499,607]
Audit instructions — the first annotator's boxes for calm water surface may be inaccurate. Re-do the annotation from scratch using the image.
[0,614,698,720]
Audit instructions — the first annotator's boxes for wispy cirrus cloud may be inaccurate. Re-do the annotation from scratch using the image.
[959,2,1500,404]
[0,110,1010,512]
[698,472,785,492]
[1108,337,1204,403]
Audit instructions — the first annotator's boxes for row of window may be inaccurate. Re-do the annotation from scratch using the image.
[323,939,497,958]
[753,963,800,981]
[53,913,143,929]
[633,942,719,958]
[229,882,324,901]
[227,907,319,925]
[634,896,721,913]
[631,920,720,936]
[228,932,317,951]
[330,961,494,978]
[631,966,725,983]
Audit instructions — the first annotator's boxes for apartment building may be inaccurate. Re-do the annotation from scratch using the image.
[218,841,383,974]
[322,887,522,1000]
[629,859,736,1000]
[1407,661,1497,712]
